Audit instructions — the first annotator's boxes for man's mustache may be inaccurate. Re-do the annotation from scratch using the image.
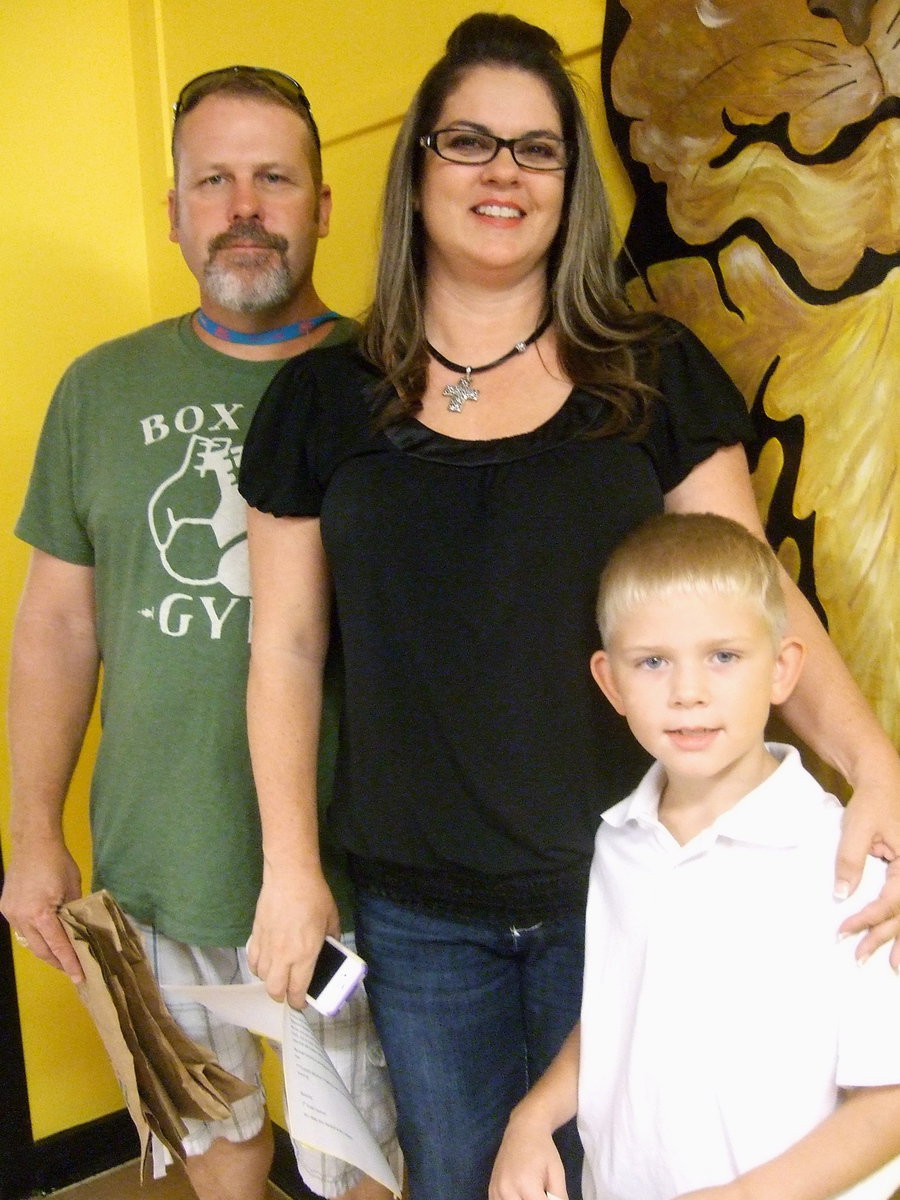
[207,222,289,256]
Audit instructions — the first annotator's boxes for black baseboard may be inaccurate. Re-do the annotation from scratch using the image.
[26,1110,139,1196]
[0,864,33,1200]
[15,1113,321,1200]
[271,1123,324,1199]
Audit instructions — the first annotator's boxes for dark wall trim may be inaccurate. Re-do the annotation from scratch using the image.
[29,1111,139,1194]
[0,858,34,1200]
[0,1107,319,1200]
[272,1124,323,1199]
[26,1116,320,1198]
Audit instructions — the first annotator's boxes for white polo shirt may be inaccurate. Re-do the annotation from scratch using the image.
[579,744,900,1200]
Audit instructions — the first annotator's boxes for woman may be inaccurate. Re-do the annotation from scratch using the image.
[238,15,900,1200]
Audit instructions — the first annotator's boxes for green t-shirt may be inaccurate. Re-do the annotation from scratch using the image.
[16,313,357,945]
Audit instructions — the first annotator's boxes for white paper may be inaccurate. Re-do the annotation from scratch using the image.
[165,982,283,1041]
[280,1002,400,1193]
[164,982,400,1196]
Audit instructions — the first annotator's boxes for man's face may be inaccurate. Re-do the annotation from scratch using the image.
[169,93,331,318]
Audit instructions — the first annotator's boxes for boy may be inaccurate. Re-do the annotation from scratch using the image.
[490,512,900,1200]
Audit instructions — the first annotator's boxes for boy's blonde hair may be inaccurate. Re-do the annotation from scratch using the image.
[597,513,787,646]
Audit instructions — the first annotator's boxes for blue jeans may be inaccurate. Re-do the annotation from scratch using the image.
[354,892,585,1200]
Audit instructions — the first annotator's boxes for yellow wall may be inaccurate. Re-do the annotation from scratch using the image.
[2,0,622,1142]
[1,0,153,1136]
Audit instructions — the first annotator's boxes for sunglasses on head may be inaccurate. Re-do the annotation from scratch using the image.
[173,66,319,148]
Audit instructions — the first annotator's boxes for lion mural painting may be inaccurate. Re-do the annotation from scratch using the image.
[601,0,900,747]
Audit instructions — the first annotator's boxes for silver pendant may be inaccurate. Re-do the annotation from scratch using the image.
[444,368,479,413]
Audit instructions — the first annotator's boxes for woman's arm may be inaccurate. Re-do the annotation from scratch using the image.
[244,505,339,1008]
[665,444,900,960]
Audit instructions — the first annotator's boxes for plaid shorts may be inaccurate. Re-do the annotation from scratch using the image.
[135,920,400,1198]
[301,985,403,1197]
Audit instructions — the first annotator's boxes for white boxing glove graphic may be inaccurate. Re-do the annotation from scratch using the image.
[148,435,250,596]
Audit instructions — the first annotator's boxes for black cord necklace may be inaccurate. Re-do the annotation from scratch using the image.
[426,314,552,412]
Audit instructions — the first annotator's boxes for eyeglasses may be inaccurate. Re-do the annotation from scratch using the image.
[419,127,571,172]
[173,66,319,148]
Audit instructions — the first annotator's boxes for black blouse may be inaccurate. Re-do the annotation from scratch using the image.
[239,324,754,919]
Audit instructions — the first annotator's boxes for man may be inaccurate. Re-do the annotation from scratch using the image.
[1,66,396,1200]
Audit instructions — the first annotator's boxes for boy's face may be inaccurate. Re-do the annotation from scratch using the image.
[591,590,803,788]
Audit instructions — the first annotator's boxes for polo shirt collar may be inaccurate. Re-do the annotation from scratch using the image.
[602,743,826,850]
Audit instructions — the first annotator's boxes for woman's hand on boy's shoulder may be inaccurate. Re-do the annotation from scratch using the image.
[837,855,900,970]
[836,765,900,970]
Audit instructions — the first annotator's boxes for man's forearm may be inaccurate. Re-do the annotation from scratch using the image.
[8,601,100,839]
[3,554,99,978]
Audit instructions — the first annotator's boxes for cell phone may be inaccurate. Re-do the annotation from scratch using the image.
[306,936,367,1016]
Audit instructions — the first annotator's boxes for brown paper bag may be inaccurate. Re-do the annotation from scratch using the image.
[60,890,255,1176]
